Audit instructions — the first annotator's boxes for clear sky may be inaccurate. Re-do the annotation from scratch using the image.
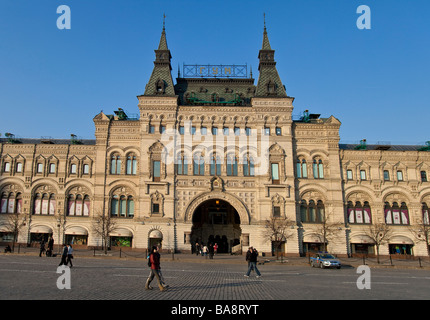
[0,0,429,145]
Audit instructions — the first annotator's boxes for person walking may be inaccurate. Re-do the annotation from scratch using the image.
[47,237,54,257]
[145,246,167,291]
[66,244,73,267]
[39,240,46,257]
[202,244,208,258]
[208,243,214,259]
[58,244,68,266]
[244,247,261,278]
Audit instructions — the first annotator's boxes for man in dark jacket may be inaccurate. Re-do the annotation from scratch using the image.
[244,247,261,278]
[145,246,167,291]
[58,244,68,266]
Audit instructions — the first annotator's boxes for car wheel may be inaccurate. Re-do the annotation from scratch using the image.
[320,263,324,269]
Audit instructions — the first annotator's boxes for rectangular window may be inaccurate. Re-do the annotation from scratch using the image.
[149,125,155,134]
[223,127,229,136]
[275,127,282,136]
[191,126,196,135]
[71,164,77,174]
[234,127,240,136]
[421,171,428,182]
[273,206,281,217]
[271,163,280,184]
[49,163,56,174]
[83,164,89,175]
[160,125,166,134]
[397,170,403,181]
[16,162,23,173]
[153,160,161,182]
[245,127,251,136]
[383,170,390,181]
[179,126,184,135]
[201,127,207,135]
[152,203,160,214]
[4,162,10,172]
[37,163,43,173]
[212,127,218,135]
[360,170,366,180]
[347,169,353,180]
[264,127,270,135]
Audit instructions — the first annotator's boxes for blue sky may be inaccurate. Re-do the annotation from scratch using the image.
[0,0,429,145]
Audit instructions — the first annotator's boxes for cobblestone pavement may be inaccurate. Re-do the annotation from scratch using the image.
[1,253,430,304]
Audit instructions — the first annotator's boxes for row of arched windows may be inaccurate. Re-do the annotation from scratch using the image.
[176,154,255,177]
[110,154,137,175]
[296,159,324,179]
[300,199,430,226]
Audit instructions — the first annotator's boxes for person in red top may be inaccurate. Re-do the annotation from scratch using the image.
[145,246,167,291]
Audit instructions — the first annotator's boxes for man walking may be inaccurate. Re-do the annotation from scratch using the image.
[244,247,261,278]
[58,244,68,266]
[145,246,167,291]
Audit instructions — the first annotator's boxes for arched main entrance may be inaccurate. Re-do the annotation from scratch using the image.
[191,199,241,253]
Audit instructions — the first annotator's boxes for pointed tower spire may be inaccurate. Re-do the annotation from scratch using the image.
[255,17,287,97]
[144,16,175,96]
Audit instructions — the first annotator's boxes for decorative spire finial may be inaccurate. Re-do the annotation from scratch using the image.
[263,12,266,30]
[163,13,166,30]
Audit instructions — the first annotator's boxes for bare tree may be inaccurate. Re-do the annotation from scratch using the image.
[264,216,296,260]
[91,208,117,254]
[362,223,392,264]
[313,211,344,253]
[408,219,430,259]
[2,213,26,252]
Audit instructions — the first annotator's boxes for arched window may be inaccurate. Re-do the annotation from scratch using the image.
[422,203,430,225]
[193,153,205,176]
[67,194,90,216]
[313,159,324,179]
[176,154,188,175]
[111,194,134,218]
[126,154,137,175]
[300,199,324,223]
[210,154,221,176]
[33,193,55,215]
[110,154,121,174]
[347,201,372,224]
[1,192,22,214]
[385,202,409,225]
[226,154,238,176]
[296,159,307,178]
[243,155,255,177]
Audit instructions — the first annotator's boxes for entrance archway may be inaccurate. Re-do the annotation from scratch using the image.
[191,199,241,253]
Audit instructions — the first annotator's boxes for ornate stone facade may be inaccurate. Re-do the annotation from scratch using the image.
[1,25,429,257]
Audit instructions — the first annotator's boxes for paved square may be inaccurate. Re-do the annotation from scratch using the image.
[1,253,430,305]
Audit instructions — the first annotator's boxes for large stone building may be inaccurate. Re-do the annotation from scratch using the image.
[1,24,430,257]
